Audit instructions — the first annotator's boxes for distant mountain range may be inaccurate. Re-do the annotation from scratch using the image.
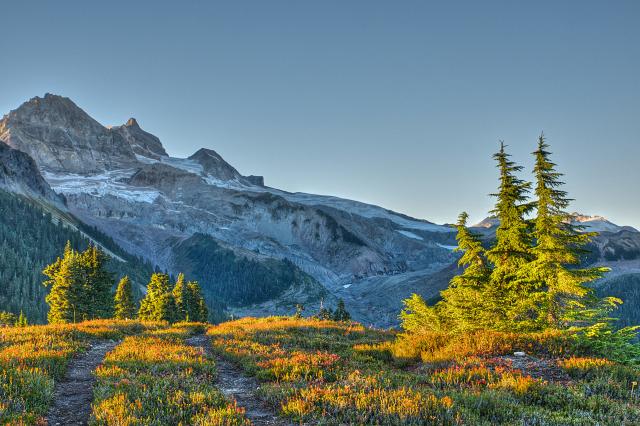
[0,93,638,326]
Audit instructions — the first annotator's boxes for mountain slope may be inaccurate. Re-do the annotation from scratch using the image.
[0,94,459,326]
[0,188,157,322]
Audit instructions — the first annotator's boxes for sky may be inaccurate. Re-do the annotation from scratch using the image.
[1,1,638,228]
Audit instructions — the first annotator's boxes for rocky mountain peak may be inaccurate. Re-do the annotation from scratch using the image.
[125,117,140,128]
[7,93,102,131]
[114,117,167,159]
[569,212,637,233]
[188,147,243,181]
[0,94,137,173]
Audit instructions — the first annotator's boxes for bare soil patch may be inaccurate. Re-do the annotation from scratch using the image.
[186,334,293,426]
[46,340,119,426]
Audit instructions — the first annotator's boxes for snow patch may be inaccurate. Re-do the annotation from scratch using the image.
[396,230,424,240]
[437,243,458,251]
[42,170,160,204]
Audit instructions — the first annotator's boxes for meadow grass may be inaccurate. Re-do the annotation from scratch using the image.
[90,322,250,425]
[0,319,162,425]
[209,316,640,425]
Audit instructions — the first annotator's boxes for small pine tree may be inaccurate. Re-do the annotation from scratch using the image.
[0,311,17,327]
[114,276,136,320]
[43,244,85,324]
[439,212,492,331]
[82,245,114,319]
[332,299,351,321]
[172,273,189,321]
[294,304,305,319]
[138,273,177,322]
[15,310,28,327]
[399,293,443,334]
[186,281,208,322]
[317,307,333,320]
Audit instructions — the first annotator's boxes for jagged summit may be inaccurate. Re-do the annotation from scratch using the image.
[188,147,244,181]
[569,212,638,233]
[0,94,137,173]
[114,117,167,159]
[125,117,140,128]
[473,213,638,235]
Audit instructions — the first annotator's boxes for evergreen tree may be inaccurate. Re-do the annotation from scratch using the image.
[43,245,85,324]
[186,280,208,322]
[16,310,27,327]
[197,297,209,323]
[317,306,333,320]
[81,245,114,319]
[332,299,351,321]
[0,311,17,327]
[114,276,136,320]
[399,293,444,334]
[530,134,604,327]
[485,143,537,330]
[439,212,492,331]
[294,304,305,319]
[138,273,177,322]
[172,273,189,321]
[43,243,115,323]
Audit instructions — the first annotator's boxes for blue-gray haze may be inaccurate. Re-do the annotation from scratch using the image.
[1,1,638,228]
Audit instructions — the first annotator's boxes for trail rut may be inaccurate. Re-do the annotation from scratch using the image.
[186,334,292,426]
[46,340,119,426]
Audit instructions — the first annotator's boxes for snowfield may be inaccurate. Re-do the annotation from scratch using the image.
[42,170,161,203]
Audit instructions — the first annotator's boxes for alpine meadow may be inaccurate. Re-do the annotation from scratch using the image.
[1,2,639,425]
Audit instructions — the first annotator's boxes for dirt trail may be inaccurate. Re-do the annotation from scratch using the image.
[186,334,293,426]
[46,340,119,426]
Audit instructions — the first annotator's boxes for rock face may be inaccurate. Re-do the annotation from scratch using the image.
[112,118,168,159]
[0,94,138,173]
[3,93,638,326]
[0,94,462,326]
[0,140,62,203]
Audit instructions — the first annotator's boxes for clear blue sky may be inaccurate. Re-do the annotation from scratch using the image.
[1,1,638,228]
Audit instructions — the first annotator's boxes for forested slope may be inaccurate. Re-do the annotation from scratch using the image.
[0,189,154,322]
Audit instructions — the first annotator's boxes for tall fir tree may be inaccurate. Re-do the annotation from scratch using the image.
[43,244,85,324]
[114,276,136,320]
[81,245,114,319]
[485,143,537,330]
[172,273,189,321]
[439,212,492,331]
[138,273,177,322]
[186,280,208,322]
[530,134,604,327]
[16,310,28,327]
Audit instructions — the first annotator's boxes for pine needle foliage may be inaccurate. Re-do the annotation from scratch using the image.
[530,133,605,327]
[485,142,537,330]
[114,276,136,320]
[43,242,114,324]
[439,212,492,331]
[138,273,177,322]
[400,136,638,358]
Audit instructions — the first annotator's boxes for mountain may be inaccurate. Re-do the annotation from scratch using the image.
[0,140,62,203]
[0,94,459,326]
[4,93,636,327]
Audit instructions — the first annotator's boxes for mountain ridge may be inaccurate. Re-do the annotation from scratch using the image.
[1,93,637,326]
